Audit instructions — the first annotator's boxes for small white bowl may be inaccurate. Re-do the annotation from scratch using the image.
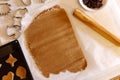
[79,0,108,11]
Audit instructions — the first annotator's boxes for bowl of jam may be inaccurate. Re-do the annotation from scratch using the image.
[79,0,107,11]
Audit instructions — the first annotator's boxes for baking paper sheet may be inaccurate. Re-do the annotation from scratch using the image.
[0,0,119,80]
[19,0,120,80]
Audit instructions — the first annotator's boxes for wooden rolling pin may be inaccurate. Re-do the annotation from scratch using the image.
[73,9,120,46]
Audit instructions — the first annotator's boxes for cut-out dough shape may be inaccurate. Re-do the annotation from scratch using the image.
[16,66,27,79]
[5,54,17,67]
[2,71,14,80]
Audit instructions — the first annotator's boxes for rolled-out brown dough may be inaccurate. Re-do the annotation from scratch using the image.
[25,5,87,77]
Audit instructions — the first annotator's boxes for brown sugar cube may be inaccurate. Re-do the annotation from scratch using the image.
[25,5,87,77]
[2,71,14,80]
[16,66,27,79]
[5,54,17,67]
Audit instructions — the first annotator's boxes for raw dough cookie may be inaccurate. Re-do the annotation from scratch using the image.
[16,66,27,79]
[5,54,17,67]
[2,72,14,80]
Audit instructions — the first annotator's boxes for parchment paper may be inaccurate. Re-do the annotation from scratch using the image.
[18,0,120,80]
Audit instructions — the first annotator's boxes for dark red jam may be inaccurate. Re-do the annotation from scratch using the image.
[83,0,103,9]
